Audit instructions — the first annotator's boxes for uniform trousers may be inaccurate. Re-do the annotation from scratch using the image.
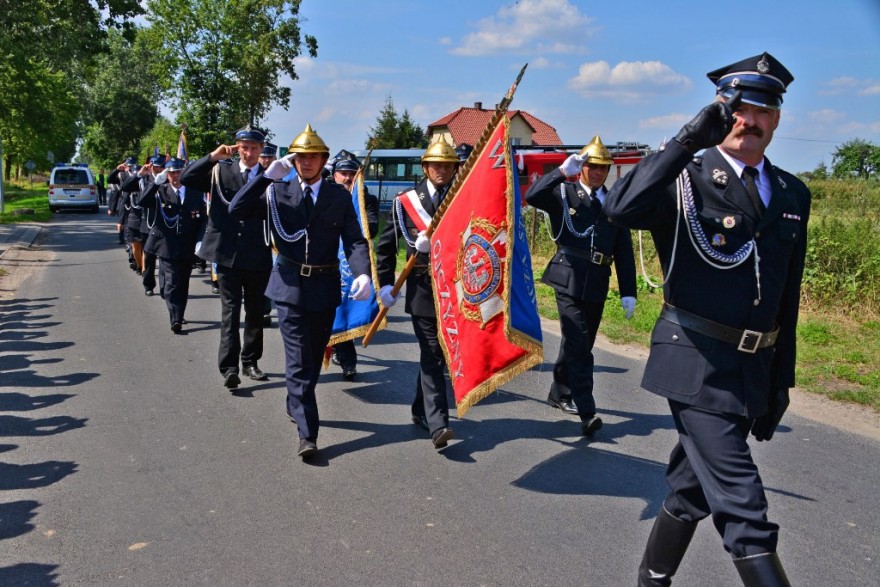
[158,258,194,325]
[142,251,159,292]
[550,292,605,417]
[664,400,779,558]
[275,301,336,441]
[333,339,357,369]
[215,265,271,375]
[410,314,450,435]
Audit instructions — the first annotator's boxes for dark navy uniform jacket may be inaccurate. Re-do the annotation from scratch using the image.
[375,178,439,318]
[229,175,370,312]
[107,169,134,220]
[526,168,637,303]
[179,155,272,271]
[604,142,811,418]
[138,183,207,262]
[119,173,152,232]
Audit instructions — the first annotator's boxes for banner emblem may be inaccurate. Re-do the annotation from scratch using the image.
[456,218,506,327]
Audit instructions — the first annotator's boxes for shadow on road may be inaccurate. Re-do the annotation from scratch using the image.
[0,563,60,587]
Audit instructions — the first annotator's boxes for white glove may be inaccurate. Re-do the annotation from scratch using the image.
[378,284,398,308]
[264,153,296,180]
[349,274,373,302]
[154,170,168,185]
[414,230,431,254]
[559,153,586,177]
[195,241,202,254]
[621,296,636,320]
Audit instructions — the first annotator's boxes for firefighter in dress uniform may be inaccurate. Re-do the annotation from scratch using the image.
[375,137,459,450]
[525,135,637,436]
[138,157,207,333]
[604,52,808,587]
[258,142,279,327]
[120,153,165,294]
[179,125,273,390]
[228,124,373,459]
[108,157,137,245]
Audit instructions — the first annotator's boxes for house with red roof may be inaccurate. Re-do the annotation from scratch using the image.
[427,102,562,148]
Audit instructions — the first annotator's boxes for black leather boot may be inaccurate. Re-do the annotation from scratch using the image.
[637,508,698,586]
[733,552,791,587]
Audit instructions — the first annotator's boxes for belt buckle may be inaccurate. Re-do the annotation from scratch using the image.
[300,263,312,277]
[590,251,606,265]
[737,329,761,353]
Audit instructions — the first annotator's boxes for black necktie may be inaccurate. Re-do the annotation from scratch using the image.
[304,185,313,216]
[743,166,764,216]
[241,168,250,184]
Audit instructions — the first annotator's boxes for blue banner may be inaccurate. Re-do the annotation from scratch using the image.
[328,175,382,344]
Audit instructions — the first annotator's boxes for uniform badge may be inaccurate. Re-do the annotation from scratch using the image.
[410,228,419,237]
[569,207,577,216]
[712,233,727,247]
[455,218,506,328]
[778,176,787,189]
[712,169,729,186]
[757,56,770,73]
[722,216,736,228]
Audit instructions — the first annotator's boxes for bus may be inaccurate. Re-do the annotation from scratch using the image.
[349,149,425,212]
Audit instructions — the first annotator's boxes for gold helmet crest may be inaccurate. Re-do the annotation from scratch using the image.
[421,137,459,164]
[578,135,614,166]
[288,124,329,154]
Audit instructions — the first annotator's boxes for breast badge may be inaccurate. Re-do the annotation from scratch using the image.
[712,233,727,247]
[722,216,736,229]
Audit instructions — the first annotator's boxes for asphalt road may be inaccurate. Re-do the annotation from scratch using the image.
[1,212,878,586]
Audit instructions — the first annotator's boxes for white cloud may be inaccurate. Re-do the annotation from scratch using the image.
[567,60,692,100]
[639,113,691,130]
[808,109,847,124]
[451,0,595,56]
[819,76,879,96]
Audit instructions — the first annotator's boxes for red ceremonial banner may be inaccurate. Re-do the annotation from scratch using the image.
[430,117,542,416]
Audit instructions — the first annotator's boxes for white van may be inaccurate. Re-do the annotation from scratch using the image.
[48,163,99,213]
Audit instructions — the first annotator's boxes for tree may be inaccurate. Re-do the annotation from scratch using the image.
[367,96,428,149]
[142,0,317,156]
[831,139,880,179]
[0,0,144,176]
[79,29,162,169]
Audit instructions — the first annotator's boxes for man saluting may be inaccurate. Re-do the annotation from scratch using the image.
[605,53,810,586]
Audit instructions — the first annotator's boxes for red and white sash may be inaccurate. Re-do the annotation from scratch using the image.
[397,189,432,232]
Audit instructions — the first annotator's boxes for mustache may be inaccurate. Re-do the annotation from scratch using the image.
[735,126,764,138]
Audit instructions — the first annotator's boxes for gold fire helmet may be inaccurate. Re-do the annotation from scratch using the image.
[421,137,459,164]
[578,135,614,166]
[288,124,329,154]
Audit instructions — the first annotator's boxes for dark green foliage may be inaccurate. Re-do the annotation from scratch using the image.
[367,96,428,149]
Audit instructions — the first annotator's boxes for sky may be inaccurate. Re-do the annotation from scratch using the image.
[260,0,880,174]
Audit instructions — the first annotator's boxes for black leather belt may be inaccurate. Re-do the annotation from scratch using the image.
[660,304,779,354]
[276,254,339,277]
[558,246,613,267]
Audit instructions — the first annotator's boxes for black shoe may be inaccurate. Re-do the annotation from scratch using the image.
[411,414,429,431]
[129,261,137,270]
[342,366,356,381]
[145,289,153,296]
[243,365,268,381]
[548,395,579,415]
[211,285,220,294]
[297,438,318,458]
[262,314,272,327]
[331,352,341,366]
[223,372,241,389]
[431,427,455,449]
[181,319,188,325]
[581,416,603,436]
[170,322,182,334]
